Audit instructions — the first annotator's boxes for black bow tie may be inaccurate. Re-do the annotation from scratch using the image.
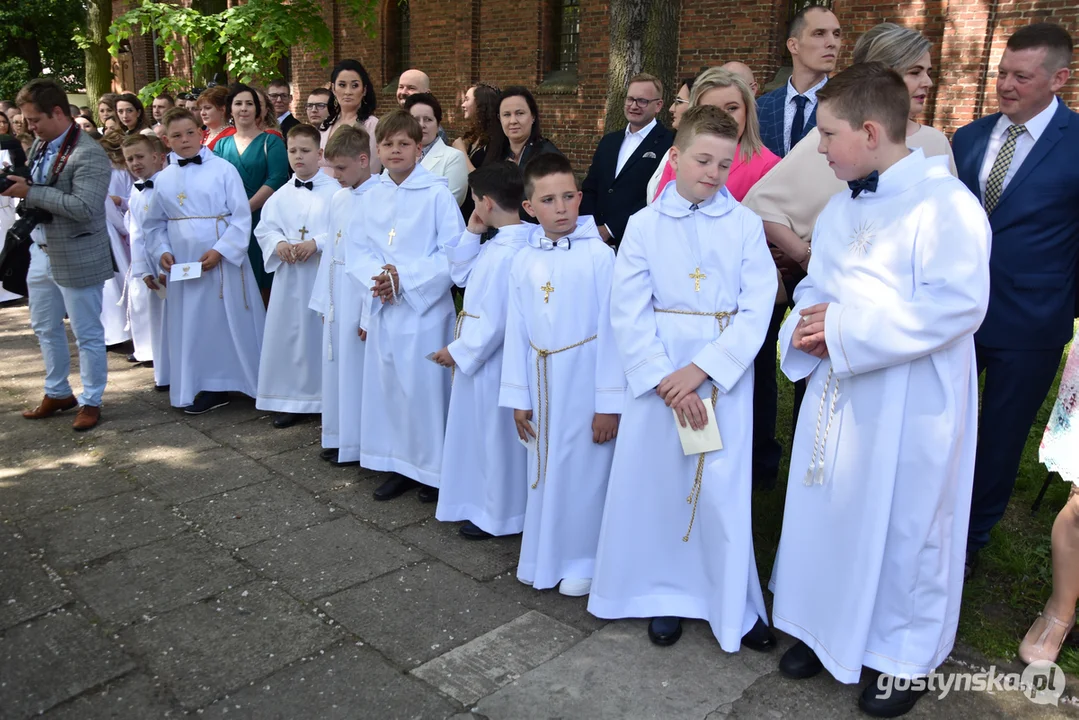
[294,179,314,190]
[178,155,202,167]
[135,180,154,191]
[848,171,879,199]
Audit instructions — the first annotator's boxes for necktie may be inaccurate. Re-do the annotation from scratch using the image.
[847,171,879,199]
[178,155,202,167]
[294,179,314,190]
[983,124,1026,214]
[539,237,572,251]
[135,180,154,191]
[790,95,808,151]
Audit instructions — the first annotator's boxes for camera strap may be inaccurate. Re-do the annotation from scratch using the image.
[31,123,81,186]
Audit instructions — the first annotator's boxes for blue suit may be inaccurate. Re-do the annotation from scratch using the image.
[952,99,1079,551]
[756,84,817,159]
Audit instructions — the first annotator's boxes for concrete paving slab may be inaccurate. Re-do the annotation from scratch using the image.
[412,610,584,706]
[238,516,423,601]
[176,479,337,549]
[119,580,340,709]
[19,492,188,568]
[0,420,93,471]
[200,642,459,719]
[268,445,360,496]
[0,535,70,630]
[129,446,275,505]
[68,532,254,626]
[485,571,609,634]
[323,561,526,669]
[0,463,135,521]
[41,673,183,719]
[91,395,176,433]
[207,415,320,460]
[325,477,436,531]
[176,394,268,431]
[396,518,522,581]
[0,608,135,717]
[472,619,778,720]
[83,422,220,470]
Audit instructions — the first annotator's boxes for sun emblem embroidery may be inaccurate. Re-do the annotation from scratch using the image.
[848,220,875,256]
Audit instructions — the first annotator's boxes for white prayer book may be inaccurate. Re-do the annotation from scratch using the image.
[517,420,538,453]
[153,283,167,300]
[170,262,202,282]
[673,404,723,456]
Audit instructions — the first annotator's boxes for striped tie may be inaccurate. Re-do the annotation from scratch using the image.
[983,124,1026,214]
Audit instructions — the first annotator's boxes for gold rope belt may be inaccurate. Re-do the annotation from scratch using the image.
[528,334,598,490]
[654,307,737,542]
[165,214,248,309]
[805,367,840,486]
[327,257,345,361]
[451,310,480,384]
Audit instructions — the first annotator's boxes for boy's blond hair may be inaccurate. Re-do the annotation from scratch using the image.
[673,105,740,151]
[324,124,371,160]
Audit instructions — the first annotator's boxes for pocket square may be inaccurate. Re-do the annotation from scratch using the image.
[643,151,657,159]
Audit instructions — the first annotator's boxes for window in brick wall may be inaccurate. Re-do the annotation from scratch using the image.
[556,0,580,74]
[539,0,579,92]
[385,0,411,83]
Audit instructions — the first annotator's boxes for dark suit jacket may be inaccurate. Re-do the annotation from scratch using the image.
[756,85,817,159]
[580,122,673,248]
[952,99,1079,350]
[279,112,300,137]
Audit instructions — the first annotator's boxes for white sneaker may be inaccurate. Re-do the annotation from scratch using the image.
[559,578,592,597]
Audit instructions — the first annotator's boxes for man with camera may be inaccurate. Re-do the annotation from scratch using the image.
[2,79,113,431]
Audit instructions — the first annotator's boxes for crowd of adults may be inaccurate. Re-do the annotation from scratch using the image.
[0,8,1076,700]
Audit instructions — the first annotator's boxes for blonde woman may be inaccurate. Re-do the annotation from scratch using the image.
[646,68,779,203]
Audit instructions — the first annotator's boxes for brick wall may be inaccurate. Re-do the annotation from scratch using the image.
[116,0,1078,164]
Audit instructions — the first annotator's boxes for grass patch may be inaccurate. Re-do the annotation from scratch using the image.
[751,330,1075,673]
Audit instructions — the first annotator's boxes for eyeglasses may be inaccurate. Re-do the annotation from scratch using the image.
[267,93,290,101]
[625,96,660,108]
[305,103,328,111]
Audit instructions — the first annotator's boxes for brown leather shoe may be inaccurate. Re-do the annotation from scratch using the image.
[72,405,101,431]
[22,395,78,419]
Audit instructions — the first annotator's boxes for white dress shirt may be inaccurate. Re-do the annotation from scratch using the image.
[277,111,292,124]
[977,96,1058,197]
[615,118,657,177]
[783,76,828,154]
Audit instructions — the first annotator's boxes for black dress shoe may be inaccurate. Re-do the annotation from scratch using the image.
[964,549,979,580]
[183,391,230,415]
[741,618,777,652]
[417,486,439,503]
[272,412,299,429]
[319,448,339,462]
[154,384,170,392]
[373,474,420,501]
[648,617,682,646]
[779,640,823,679]
[858,675,926,718]
[459,521,495,540]
[126,353,139,363]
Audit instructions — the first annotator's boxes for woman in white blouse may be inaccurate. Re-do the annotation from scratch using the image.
[405,92,469,207]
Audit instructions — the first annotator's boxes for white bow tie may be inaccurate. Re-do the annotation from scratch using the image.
[538,236,572,251]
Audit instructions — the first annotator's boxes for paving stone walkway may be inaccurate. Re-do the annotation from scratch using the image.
[1,301,1076,719]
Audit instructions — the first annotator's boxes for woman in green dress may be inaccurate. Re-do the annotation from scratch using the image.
[213,83,289,306]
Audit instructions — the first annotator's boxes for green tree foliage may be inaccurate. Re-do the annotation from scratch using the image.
[110,0,378,105]
[0,0,86,100]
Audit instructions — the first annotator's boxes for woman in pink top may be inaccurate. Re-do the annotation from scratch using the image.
[648,67,779,203]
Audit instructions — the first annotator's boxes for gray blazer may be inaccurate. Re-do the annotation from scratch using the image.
[24,124,113,288]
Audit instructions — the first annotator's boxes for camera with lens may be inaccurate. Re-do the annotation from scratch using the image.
[6,193,52,247]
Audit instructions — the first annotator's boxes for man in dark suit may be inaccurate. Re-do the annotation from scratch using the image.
[952,23,1079,576]
[755,5,841,158]
[2,79,114,431]
[581,73,673,251]
[268,79,299,136]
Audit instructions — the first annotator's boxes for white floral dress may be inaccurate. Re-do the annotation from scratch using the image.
[1040,328,1079,485]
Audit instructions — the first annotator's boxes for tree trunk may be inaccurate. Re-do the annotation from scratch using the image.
[191,0,229,85]
[14,37,44,79]
[603,0,682,133]
[83,0,112,110]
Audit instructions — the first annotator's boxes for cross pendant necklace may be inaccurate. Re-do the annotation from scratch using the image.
[335,230,342,247]
[540,281,554,303]
[690,267,707,292]
[177,191,187,207]
[387,228,396,246]
[298,226,309,242]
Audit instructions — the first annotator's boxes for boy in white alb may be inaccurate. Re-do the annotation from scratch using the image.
[142,108,266,415]
[588,106,778,651]
[499,153,624,596]
[433,162,531,540]
[309,125,379,466]
[771,64,991,718]
[254,124,337,428]
[123,133,169,390]
[345,110,465,501]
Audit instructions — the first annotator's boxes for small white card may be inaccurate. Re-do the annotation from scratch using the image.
[425,352,439,364]
[153,283,167,300]
[170,262,202,281]
[517,420,538,453]
[673,403,723,456]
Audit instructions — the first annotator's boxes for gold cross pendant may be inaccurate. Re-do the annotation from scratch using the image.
[540,281,554,303]
[298,226,309,242]
[387,228,396,246]
[335,230,342,246]
[177,191,187,207]
[690,267,706,292]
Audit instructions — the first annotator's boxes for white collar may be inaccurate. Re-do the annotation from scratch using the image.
[624,117,657,140]
[277,111,291,123]
[995,96,1058,142]
[785,75,828,102]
